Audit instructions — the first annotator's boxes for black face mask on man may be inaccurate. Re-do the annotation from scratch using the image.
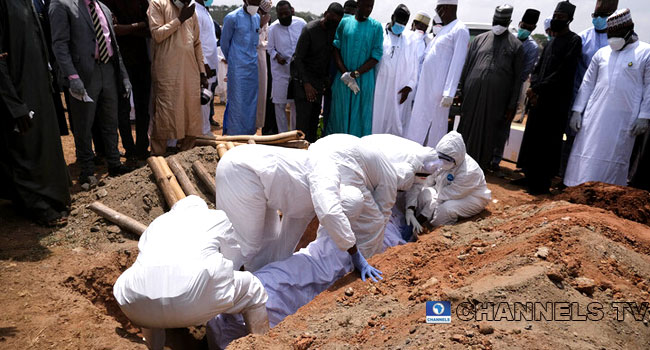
[279,16,292,26]
[550,18,570,32]
[325,19,338,30]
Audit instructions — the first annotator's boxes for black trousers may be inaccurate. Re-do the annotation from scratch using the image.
[117,61,151,157]
[294,89,323,143]
[69,62,120,176]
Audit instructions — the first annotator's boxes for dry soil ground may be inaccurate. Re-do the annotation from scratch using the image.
[1,108,649,349]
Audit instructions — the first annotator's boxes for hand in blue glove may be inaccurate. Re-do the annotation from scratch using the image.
[351,250,383,282]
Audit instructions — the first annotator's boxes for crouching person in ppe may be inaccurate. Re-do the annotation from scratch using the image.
[113,196,269,350]
[429,131,491,227]
[360,134,442,236]
[207,185,391,349]
[216,139,397,275]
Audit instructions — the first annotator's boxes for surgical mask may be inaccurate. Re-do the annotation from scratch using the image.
[432,25,442,35]
[245,4,258,16]
[550,18,569,32]
[279,16,292,26]
[440,161,454,171]
[173,0,184,9]
[592,16,607,30]
[392,23,405,35]
[608,37,626,51]
[492,25,508,36]
[517,28,531,40]
[547,34,553,41]
[204,0,213,6]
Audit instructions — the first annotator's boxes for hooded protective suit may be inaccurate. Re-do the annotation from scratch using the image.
[206,186,409,350]
[215,139,399,271]
[432,132,491,226]
[361,134,440,208]
[113,196,267,329]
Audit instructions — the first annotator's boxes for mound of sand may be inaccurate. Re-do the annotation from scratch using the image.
[557,182,650,226]
[42,147,220,249]
[228,200,650,350]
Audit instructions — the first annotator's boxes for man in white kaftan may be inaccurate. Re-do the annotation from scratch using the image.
[404,0,469,147]
[564,9,650,187]
[267,1,306,132]
[196,0,219,135]
[371,5,418,136]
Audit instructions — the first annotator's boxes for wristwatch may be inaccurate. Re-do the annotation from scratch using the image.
[353,70,360,78]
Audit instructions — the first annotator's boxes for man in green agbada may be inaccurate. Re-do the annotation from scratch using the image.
[327,0,383,137]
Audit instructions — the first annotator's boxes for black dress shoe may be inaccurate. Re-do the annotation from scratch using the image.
[79,175,98,191]
[108,164,134,177]
[510,177,528,186]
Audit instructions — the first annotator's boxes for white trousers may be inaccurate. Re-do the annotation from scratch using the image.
[274,102,296,133]
[432,194,490,226]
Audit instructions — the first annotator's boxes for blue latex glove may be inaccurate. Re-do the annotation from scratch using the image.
[351,250,383,282]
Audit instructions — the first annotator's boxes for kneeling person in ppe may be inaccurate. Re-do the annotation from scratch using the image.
[215,142,390,278]
[208,185,401,349]
[429,131,492,226]
[113,196,269,350]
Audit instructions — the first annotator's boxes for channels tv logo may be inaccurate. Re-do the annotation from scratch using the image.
[426,301,451,324]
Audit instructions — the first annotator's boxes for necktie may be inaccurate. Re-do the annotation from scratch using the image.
[88,0,110,64]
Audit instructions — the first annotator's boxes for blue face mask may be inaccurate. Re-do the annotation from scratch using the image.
[204,0,213,6]
[392,23,405,35]
[592,16,607,30]
[517,28,531,40]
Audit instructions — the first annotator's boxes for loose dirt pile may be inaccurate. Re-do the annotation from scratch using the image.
[229,200,650,350]
[42,146,220,250]
[557,182,650,226]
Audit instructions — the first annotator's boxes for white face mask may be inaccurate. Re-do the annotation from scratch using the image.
[432,25,443,35]
[245,4,258,15]
[492,25,508,35]
[438,159,455,172]
[608,37,626,51]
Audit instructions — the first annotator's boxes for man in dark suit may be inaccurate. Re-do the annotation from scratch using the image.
[49,0,132,188]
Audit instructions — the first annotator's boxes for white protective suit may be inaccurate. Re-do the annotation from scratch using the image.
[206,186,413,350]
[432,131,491,226]
[309,134,408,257]
[215,139,399,271]
[565,41,650,187]
[371,27,418,136]
[113,196,267,330]
[361,134,439,209]
[405,19,469,147]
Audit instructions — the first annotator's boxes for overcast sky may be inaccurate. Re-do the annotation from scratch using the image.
[222,0,649,35]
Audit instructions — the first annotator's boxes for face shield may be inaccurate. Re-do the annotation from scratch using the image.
[437,152,456,171]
